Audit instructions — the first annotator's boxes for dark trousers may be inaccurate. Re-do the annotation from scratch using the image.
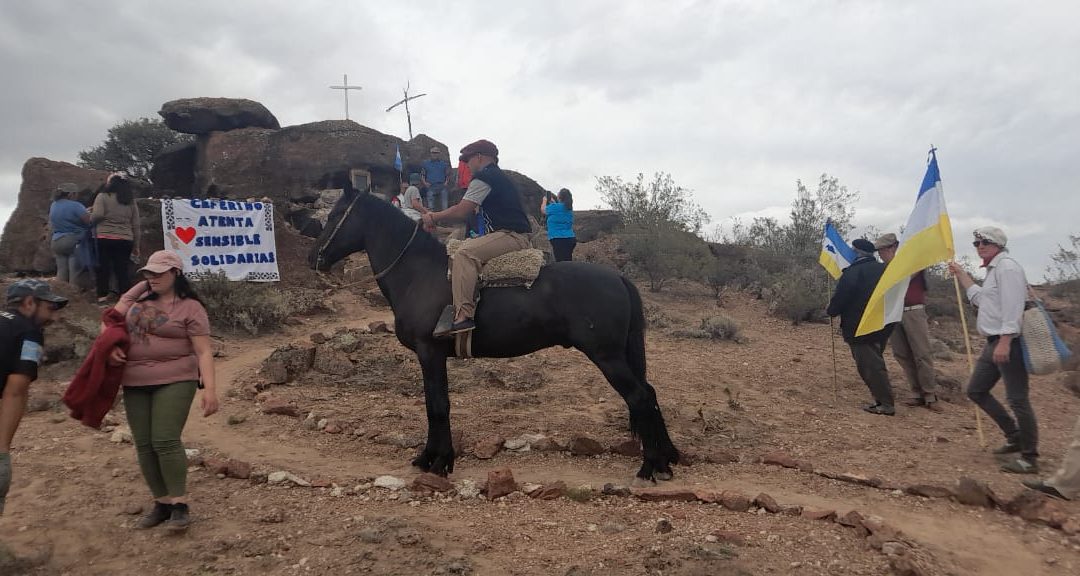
[96,238,133,298]
[849,339,894,408]
[550,237,577,262]
[967,337,1038,459]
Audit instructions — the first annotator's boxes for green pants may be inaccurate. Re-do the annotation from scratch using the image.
[123,381,197,498]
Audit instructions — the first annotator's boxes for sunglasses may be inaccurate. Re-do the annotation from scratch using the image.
[972,239,996,248]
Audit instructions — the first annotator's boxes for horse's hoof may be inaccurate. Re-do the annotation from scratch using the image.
[654,471,673,481]
[631,476,655,488]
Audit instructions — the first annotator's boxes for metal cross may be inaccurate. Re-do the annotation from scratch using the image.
[329,74,362,121]
[386,82,427,140]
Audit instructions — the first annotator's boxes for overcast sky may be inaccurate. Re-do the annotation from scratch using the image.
[2,0,1077,277]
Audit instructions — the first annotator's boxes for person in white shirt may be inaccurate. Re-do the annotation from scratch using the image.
[398,174,425,222]
[948,226,1039,474]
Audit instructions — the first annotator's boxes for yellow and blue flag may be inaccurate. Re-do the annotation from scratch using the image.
[819,220,856,280]
[856,149,955,336]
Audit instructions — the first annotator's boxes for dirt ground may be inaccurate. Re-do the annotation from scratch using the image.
[2,271,1079,576]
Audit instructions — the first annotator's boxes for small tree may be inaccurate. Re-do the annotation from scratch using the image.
[597,172,709,234]
[621,223,711,292]
[1047,234,1080,282]
[78,118,192,180]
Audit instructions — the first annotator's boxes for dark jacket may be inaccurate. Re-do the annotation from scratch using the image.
[470,164,531,234]
[62,308,129,429]
[827,256,894,344]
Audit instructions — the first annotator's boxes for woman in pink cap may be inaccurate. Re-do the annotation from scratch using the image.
[108,249,219,532]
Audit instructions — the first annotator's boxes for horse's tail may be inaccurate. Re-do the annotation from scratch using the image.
[621,275,648,383]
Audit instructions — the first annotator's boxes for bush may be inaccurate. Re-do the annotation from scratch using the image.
[700,315,743,342]
[193,272,292,335]
[620,223,712,292]
[769,267,828,325]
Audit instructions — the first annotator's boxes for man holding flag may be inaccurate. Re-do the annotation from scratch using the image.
[827,238,896,415]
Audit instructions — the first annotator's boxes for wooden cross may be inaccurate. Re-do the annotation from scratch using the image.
[329,74,362,121]
[386,82,427,140]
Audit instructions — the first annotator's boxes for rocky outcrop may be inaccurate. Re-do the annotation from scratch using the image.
[0,159,110,273]
[193,121,449,207]
[573,210,622,242]
[150,140,197,197]
[159,97,280,134]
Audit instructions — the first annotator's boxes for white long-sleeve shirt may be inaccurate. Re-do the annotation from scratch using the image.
[966,252,1028,336]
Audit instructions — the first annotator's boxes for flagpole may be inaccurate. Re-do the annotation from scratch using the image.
[952,274,986,447]
[829,286,839,405]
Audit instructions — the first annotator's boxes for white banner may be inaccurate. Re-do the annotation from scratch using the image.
[161,198,280,282]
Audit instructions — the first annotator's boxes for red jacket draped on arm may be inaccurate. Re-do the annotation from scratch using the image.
[62,308,129,428]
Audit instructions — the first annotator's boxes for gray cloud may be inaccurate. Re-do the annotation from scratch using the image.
[2,0,1078,278]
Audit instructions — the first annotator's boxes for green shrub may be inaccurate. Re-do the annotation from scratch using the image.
[699,315,743,342]
[620,223,712,292]
[192,272,292,335]
[769,267,828,325]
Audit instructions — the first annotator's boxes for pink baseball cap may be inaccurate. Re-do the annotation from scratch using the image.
[138,250,184,274]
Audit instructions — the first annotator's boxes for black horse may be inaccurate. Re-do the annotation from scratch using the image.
[308,182,679,481]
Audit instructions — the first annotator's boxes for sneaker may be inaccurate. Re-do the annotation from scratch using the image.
[1000,458,1038,475]
[136,502,173,529]
[165,502,190,532]
[992,442,1022,455]
[1022,479,1070,500]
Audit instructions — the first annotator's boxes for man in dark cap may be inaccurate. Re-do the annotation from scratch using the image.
[1,279,67,514]
[875,232,940,410]
[422,140,532,337]
[827,238,897,415]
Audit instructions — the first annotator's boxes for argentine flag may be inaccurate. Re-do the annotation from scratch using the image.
[856,149,955,337]
[819,220,856,280]
[394,144,403,172]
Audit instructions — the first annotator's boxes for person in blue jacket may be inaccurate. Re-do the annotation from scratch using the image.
[543,188,576,262]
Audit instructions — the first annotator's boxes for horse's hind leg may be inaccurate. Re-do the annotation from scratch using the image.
[591,354,678,482]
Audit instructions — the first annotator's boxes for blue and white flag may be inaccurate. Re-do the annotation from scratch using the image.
[394,144,403,172]
[819,220,856,280]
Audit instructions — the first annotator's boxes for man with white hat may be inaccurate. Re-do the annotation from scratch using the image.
[875,232,940,410]
[949,226,1039,474]
[1,279,68,514]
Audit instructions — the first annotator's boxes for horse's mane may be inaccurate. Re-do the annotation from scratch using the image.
[358,192,448,259]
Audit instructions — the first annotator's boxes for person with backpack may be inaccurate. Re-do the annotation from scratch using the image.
[949,226,1038,474]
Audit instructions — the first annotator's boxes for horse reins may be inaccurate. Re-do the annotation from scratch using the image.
[315,192,421,281]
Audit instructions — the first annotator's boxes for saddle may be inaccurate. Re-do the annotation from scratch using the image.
[444,239,545,288]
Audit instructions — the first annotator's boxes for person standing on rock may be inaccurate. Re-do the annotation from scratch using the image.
[543,188,576,262]
[422,146,452,212]
[1,280,67,515]
[421,139,532,337]
[91,174,141,305]
[827,238,897,415]
[874,233,940,411]
[109,250,219,531]
[948,227,1039,474]
[48,183,91,285]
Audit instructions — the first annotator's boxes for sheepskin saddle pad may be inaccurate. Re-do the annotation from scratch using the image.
[445,239,545,288]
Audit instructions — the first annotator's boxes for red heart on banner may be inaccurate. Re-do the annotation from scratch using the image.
[175,227,197,244]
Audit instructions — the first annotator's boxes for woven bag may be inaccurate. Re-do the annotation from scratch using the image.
[1020,298,1073,375]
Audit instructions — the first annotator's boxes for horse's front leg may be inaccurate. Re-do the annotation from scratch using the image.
[411,342,455,476]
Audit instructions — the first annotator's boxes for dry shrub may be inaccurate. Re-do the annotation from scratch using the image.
[673,314,744,343]
[193,272,292,335]
[768,268,828,325]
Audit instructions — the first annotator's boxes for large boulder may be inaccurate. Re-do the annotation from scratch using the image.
[573,210,623,242]
[0,159,110,273]
[159,97,280,134]
[150,140,197,197]
[192,121,448,206]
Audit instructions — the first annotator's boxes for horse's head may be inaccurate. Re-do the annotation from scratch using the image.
[309,177,368,272]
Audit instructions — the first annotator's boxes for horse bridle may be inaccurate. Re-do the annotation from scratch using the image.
[315,192,421,281]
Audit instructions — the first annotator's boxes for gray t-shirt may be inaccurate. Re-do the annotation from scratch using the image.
[462,179,492,205]
[399,186,422,221]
